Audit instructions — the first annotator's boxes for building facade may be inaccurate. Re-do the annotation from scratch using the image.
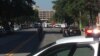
[38,10,54,27]
[39,10,54,22]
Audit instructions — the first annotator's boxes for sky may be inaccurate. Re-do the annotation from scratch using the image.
[34,0,54,10]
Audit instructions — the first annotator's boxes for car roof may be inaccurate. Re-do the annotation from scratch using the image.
[56,36,99,44]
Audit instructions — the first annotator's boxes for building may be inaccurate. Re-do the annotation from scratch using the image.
[39,10,54,22]
[38,10,54,27]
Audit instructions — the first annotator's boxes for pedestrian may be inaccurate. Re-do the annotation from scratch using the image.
[37,22,43,41]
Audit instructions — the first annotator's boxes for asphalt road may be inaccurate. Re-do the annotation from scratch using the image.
[0,28,63,56]
[39,28,63,48]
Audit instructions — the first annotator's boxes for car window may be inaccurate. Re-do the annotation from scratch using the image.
[39,43,93,56]
[73,46,93,56]
[97,44,100,56]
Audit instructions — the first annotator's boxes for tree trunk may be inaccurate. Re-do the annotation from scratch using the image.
[89,9,93,26]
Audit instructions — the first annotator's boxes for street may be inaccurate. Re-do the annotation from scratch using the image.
[0,0,99,56]
[0,28,63,56]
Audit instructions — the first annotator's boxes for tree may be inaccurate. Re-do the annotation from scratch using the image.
[52,0,86,26]
[0,0,38,32]
[85,0,100,25]
[53,0,99,27]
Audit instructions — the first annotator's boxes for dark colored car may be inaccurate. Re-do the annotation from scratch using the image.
[33,22,42,28]
[21,24,29,29]
[0,28,6,34]
[63,26,81,37]
[0,26,8,35]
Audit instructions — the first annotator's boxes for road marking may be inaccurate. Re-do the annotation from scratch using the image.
[5,35,36,56]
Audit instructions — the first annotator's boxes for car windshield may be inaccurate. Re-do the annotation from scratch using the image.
[0,0,99,56]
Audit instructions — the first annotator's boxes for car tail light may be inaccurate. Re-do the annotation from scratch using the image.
[86,29,93,33]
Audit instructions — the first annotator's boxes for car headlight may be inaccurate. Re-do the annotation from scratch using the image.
[93,28,100,34]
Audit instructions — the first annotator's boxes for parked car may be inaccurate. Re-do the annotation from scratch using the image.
[47,24,53,28]
[14,25,21,31]
[31,36,99,56]
[21,24,29,29]
[63,26,81,37]
[0,28,6,34]
[0,26,7,35]
[33,22,42,28]
[54,24,61,28]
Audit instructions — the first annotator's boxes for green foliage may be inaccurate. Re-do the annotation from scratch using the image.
[53,0,99,27]
[53,0,86,25]
[0,0,39,31]
[0,0,39,24]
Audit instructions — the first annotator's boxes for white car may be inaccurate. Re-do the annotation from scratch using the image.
[32,36,100,56]
[61,23,66,28]
[54,24,61,28]
[14,25,21,31]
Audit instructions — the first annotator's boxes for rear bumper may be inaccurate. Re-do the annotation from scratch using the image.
[85,33,93,37]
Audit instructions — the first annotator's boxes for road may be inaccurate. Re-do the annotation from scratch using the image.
[39,28,63,48]
[0,28,63,56]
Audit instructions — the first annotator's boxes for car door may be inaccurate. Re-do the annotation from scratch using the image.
[33,43,93,56]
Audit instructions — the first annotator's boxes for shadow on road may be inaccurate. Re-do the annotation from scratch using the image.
[0,30,38,53]
[28,28,62,56]
[0,30,42,54]
[45,31,61,34]
[0,28,62,56]
[27,29,45,56]
[0,28,46,56]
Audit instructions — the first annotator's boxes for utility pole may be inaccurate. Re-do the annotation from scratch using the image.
[79,11,82,30]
